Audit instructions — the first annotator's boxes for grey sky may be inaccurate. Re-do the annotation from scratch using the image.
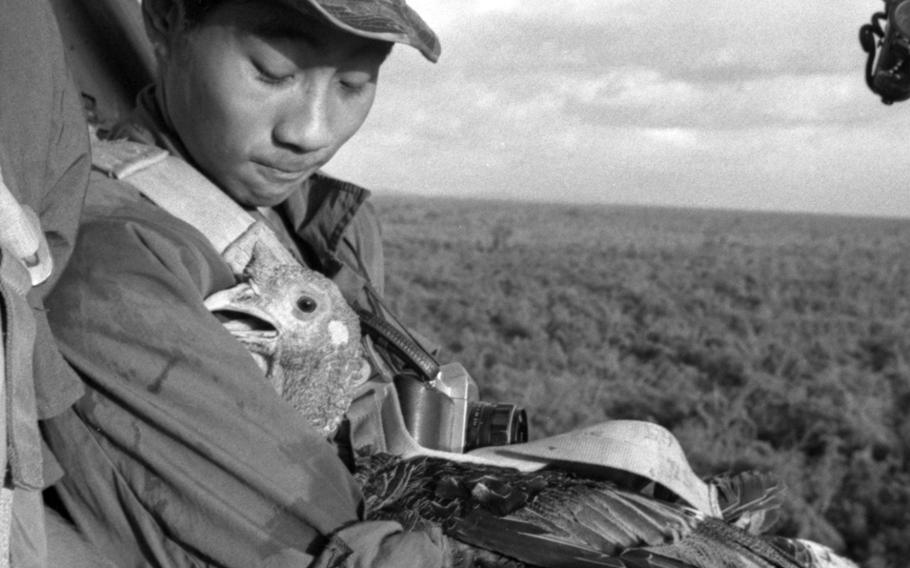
[323,0,910,218]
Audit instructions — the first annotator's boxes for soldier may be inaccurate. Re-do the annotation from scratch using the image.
[41,0,457,566]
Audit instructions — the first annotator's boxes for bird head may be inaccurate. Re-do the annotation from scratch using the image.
[205,240,369,437]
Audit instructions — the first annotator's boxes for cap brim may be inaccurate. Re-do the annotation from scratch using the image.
[291,0,440,62]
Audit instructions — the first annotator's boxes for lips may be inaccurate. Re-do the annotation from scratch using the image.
[263,160,310,174]
[251,158,318,183]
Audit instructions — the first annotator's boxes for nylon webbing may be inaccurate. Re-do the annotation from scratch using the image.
[91,137,255,255]
[0,489,9,568]
[0,159,53,567]
[1,252,44,491]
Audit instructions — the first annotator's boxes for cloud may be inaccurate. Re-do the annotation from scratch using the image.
[389,1,880,134]
[411,0,641,29]
[324,0,910,217]
[409,0,867,75]
[561,68,873,129]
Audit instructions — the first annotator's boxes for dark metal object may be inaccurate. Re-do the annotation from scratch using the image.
[861,0,910,104]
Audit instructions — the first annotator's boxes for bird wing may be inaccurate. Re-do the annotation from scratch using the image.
[359,453,700,567]
[359,453,819,568]
[632,517,806,568]
[708,470,783,534]
[451,508,694,568]
[765,537,859,568]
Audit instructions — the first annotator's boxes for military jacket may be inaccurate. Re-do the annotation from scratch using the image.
[42,88,447,567]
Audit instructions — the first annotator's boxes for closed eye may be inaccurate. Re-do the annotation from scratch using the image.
[338,71,374,95]
[252,60,295,86]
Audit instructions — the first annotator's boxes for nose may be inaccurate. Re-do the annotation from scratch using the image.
[272,82,334,153]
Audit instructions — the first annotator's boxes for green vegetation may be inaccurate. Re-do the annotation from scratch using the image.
[375,195,910,568]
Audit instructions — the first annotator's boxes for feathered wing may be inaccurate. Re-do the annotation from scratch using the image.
[765,538,860,568]
[708,470,783,534]
[450,504,697,568]
[356,452,811,568]
[448,474,804,568]
[628,517,805,568]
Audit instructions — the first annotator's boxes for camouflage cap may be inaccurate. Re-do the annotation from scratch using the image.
[290,0,440,62]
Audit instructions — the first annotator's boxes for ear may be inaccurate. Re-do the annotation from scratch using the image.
[141,0,185,60]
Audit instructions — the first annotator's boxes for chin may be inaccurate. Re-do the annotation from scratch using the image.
[227,185,296,209]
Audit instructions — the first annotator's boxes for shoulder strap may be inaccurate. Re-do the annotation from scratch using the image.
[0,161,57,566]
[90,136,298,272]
[91,137,254,257]
[0,163,53,488]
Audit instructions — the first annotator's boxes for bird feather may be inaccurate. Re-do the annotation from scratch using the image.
[354,451,818,568]
[708,471,783,534]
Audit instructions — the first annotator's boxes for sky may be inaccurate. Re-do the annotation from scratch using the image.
[322,0,910,218]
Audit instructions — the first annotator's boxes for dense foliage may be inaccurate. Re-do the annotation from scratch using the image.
[375,195,910,568]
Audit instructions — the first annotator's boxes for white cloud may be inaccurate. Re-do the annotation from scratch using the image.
[407,0,641,29]
[471,0,520,15]
[560,68,874,130]
[643,128,700,148]
[562,69,699,107]
[324,0,910,217]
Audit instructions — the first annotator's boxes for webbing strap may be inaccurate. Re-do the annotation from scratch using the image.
[0,257,6,568]
[91,137,301,276]
[0,252,44,492]
[91,137,256,256]
[0,245,48,567]
[0,160,49,567]
[0,489,9,568]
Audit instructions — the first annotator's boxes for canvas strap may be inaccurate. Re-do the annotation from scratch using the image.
[90,137,721,517]
[90,136,296,272]
[91,138,255,259]
[0,160,56,567]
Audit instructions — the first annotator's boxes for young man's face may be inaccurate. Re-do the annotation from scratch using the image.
[157,1,389,207]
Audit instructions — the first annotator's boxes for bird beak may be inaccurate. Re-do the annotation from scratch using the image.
[204,284,280,343]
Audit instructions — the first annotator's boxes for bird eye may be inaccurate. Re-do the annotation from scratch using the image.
[296,296,318,313]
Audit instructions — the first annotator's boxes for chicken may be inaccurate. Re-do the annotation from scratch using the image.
[204,238,369,436]
[355,451,854,568]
